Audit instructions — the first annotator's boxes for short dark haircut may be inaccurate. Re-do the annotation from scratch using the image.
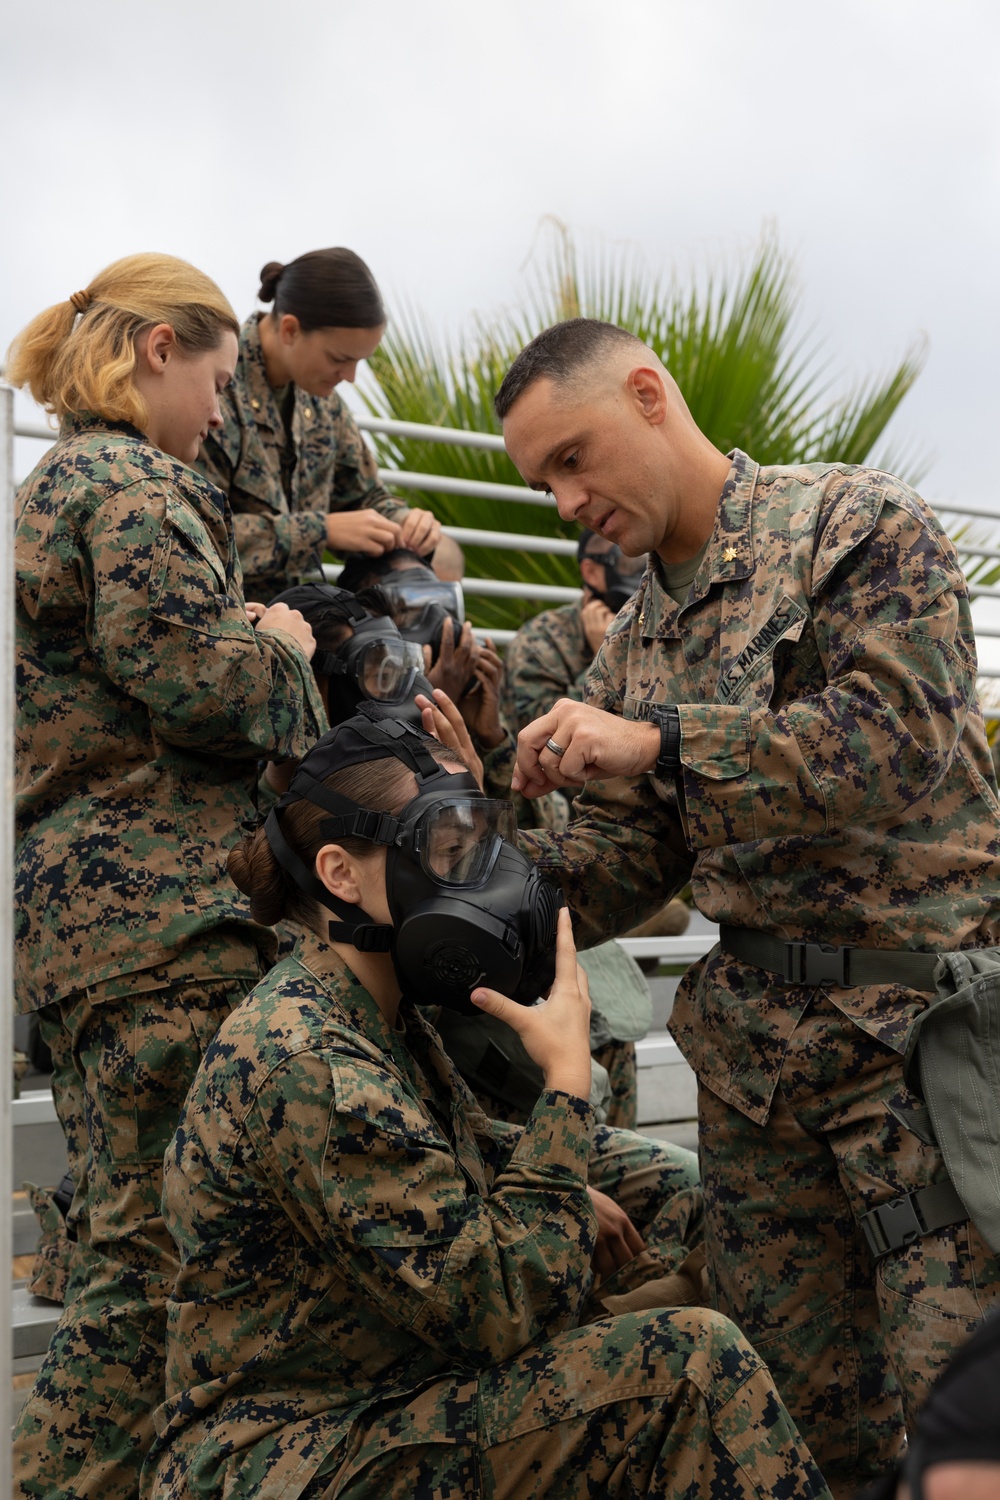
[494,318,645,420]
[257,248,385,332]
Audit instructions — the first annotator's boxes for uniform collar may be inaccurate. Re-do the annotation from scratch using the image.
[239,313,284,437]
[639,449,759,639]
[292,925,404,1058]
[59,411,150,445]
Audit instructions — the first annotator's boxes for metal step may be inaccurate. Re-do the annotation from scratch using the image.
[11,1283,60,1361]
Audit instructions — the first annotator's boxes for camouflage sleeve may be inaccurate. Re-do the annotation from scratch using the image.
[480,730,516,799]
[329,403,409,525]
[676,488,979,849]
[197,429,330,593]
[519,609,693,945]
[85,483,325,758]
[500,614,589,738]
[232,510,329,594]
[244,1051,598,1366]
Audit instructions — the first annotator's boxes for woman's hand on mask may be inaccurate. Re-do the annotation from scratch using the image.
[325,509,401,556]
[581,597,615,656]
[415,688,484,788]
[458,638,506,749]
[471,907,592,1102]
[255,601,317,661]
[397,507,441,556]
[427,617,480,700]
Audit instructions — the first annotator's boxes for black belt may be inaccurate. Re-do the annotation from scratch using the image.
[859,1181,968,1259]
[719,925,940,991]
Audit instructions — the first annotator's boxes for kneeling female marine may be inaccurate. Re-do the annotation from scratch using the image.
[147,712,831,1500]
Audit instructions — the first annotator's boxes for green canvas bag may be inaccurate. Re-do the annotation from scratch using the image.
[902,948,1000,1255]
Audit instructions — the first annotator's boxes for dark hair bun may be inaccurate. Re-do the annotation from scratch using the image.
[227,825,288,925]
[257,261,285,304]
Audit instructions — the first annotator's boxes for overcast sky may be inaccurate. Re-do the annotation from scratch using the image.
[5,0,1000,647]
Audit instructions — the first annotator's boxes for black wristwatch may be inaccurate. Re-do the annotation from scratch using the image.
[648,704,682,779]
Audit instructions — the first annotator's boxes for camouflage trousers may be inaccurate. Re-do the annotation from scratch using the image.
[592,1038,637,1130]
[700,991,1000,1499]
[296,1308,831,1500]
[13,944,261,1500]
[26,1006,86,1303]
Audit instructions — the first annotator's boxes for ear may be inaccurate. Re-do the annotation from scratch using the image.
[278,313,302,346]
[141,323,177,374]
[314,844,363,905]
[579,556,605,593]
[627,365,668,426]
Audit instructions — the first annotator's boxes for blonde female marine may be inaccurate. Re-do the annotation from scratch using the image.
[9,252,325,1500]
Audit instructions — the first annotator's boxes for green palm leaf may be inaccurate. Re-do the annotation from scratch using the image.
[359,226,926,631]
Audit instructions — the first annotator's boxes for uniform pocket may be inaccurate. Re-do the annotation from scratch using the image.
[150,496,252,642]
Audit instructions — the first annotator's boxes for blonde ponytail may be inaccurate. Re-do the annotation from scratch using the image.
[6,252,240,430]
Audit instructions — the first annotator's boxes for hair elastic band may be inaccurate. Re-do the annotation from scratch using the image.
[69,290,92,313]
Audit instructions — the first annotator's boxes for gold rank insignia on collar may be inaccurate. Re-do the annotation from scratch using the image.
[723,546,738,562]
[250,398,261,411]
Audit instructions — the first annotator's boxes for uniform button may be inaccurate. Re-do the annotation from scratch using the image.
[250,398,261,411]
[303,407,313,420]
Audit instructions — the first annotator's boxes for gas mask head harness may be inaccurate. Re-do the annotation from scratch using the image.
[263,704,562,1012]
[268,583,424,712]
[346,555,465,663]
[577,530,647,613]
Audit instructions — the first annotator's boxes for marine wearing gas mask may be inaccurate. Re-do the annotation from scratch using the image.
[268,582,427,722]
[337,550,465,664]
[578,530,647,613]
[263,707,562,1012]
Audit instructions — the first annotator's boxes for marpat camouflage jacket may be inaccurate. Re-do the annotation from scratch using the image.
[500,600,591,738]
[197,314,409,598]
[520,450,1000,1121]
[150,931,596,1496]
[14,415,326,1012]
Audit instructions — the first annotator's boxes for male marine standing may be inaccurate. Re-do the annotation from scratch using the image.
[498,318,1000,1496]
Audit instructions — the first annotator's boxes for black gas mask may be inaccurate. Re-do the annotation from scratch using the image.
[263,707,562,1012]
[578,535,647,613]
[271,585,424,722]
[379,566,465,664]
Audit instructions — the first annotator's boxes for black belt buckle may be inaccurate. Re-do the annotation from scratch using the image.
[860,1195,925,1259]
[782,940,854,987]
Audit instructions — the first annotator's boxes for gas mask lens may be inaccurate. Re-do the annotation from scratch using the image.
[415,797,517,886]
[384,576,464,631]
[358,638,423,702]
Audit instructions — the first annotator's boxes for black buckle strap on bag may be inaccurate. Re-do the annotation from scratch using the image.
[859,1180,969,1260]
[719,925,940,991]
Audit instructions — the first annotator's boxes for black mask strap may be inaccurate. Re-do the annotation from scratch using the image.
[263,808,392,952]
[349,713,449,783]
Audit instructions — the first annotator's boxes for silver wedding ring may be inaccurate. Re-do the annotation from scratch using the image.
[544,737,567,758]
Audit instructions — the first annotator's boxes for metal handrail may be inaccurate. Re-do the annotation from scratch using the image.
[356,415,508,452]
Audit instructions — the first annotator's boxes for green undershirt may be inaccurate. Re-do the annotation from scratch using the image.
[660,539,709,607]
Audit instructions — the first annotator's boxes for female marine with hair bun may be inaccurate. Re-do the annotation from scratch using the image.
[8,252,326,1500]
[197,247,441,600]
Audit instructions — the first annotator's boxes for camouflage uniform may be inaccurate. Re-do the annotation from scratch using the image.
[145,930,831,1500]
[519,450,1000,1494]
[498,611,642,1124]
[477,734,639,1129]
[13,415,326,1500]
[499,600,589,739]
[196,313,410,599]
